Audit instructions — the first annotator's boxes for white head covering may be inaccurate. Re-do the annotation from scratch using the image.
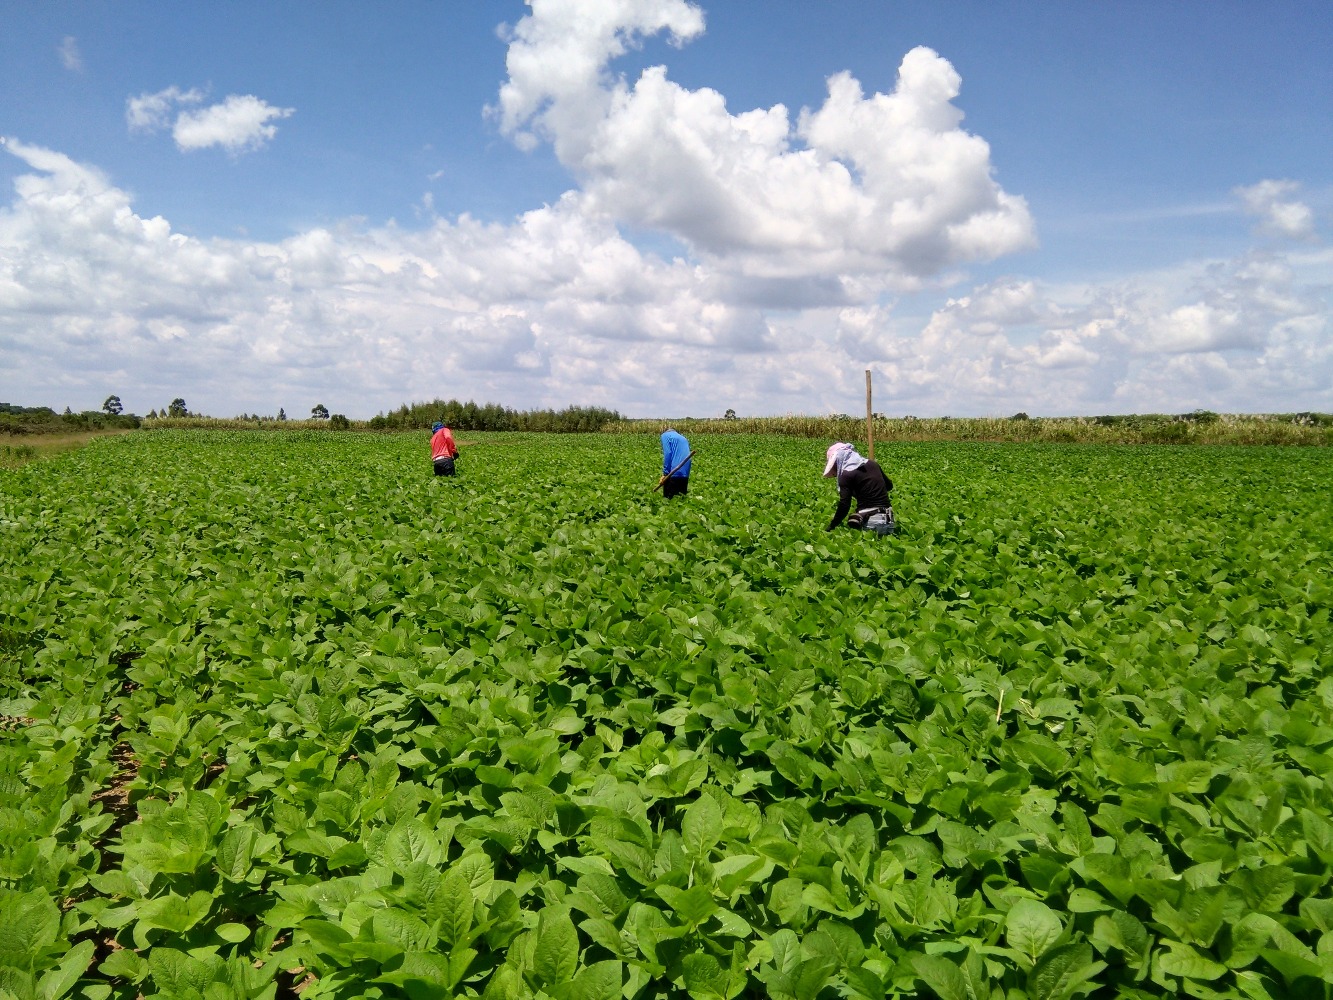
[823,442,867,478]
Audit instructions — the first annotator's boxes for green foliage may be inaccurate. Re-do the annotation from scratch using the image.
[1,432,1332,998]
[0,403,139,434]
[369,398,622,433]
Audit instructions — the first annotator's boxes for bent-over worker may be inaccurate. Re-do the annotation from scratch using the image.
[430,422,459,477]
[823,442,895,534]
[659,427,692,498]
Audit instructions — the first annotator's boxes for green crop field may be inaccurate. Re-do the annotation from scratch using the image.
[2,430,1332,1000]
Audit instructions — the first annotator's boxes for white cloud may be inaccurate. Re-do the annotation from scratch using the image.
[1235,179,1316,241]
[931,280,1049,337]
[899,249,1332,414]
[173,94,295,153]
[1032,329,1101,370]
[58,37,82,72]
[126,86,205,132]
[492,0,706,151]
[492,0,1034,288]
[1142,302,1247,354]
[3,137,1329,420]
[0,138,767,416]
[126,88,293,153]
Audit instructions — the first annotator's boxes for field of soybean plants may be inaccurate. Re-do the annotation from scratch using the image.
[2,429,1332,1000]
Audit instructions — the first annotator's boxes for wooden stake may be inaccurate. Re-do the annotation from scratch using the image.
[865,369,874,460]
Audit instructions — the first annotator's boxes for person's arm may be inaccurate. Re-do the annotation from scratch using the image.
[827,477,853,531]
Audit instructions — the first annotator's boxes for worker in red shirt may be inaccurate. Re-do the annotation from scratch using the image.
[430,422,459,476]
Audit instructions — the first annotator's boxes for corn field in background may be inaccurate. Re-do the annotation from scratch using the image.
[608,412,1333,447]
[14,410,1333,449]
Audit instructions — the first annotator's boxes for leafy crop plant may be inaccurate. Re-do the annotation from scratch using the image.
[1,430,1331,998]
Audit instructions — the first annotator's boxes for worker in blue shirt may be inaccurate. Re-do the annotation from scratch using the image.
[659,427,692,498]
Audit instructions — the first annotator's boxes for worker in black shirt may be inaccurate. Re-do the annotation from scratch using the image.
[823,442,896,534]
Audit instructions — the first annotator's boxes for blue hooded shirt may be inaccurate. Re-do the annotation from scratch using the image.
[661,429,691,478]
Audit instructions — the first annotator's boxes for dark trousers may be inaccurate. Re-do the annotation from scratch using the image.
[663,476,688,498]
[433,457,456,477]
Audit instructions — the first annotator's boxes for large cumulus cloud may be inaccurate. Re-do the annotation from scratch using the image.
[494,0,1035,287]
[0,137,777,416]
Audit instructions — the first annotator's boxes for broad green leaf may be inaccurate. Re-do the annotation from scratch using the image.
[803,921,864,967]
[556,855,618,879]
[657,885,718,926]
[578,917,629,959]
[0,889,61,963]
[298,918,353,960]
[475,764,515,789]
[328,840,369,869]
[215,825,257,881]
[1153,885,1244,948]
[1027,942,1104,999]
[912,952,984,1000]
[214,922,251,944]
[1300,897,1333,933]
[577,873,629,920]
[372,907,436,951]
[481,964,524,1000]
[533,908,579,988]
[437,867,474,948]
[1009,733,1071,776]
[0,966,35,1000]
[453,850,495,892]
[1092,747,1156,787]
[132,891,213,948]
[148,947,220,996]
[682,953,742,1000]
[1006,898,1063,968]
[767,928,801,974]
[1258,947,1333,987]
[1090,910,1149,967]
[386,818,443,870]
[790,957,837,1000]
[1157,942,1227,981]
[554,959,618,1000]
[374,951,453,990]
[1230,865,1296,912]
[97,945,147,983]
[1226,912,1279,969]
[682,795,723,857]
[713,855,767,895]
[37,939,95,1000]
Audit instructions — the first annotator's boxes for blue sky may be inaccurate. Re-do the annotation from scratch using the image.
[2,1,1330,419]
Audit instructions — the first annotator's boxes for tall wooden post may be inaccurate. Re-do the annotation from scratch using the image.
[865,369,874,460]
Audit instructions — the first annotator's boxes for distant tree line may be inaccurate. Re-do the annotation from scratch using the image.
[0,402,140,434]
[368,399,622,433]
